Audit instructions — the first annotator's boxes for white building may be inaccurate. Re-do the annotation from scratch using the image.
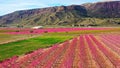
[32,26,43,29]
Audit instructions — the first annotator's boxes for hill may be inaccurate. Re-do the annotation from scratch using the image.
[83,1,120,18]
[0,1,120,27]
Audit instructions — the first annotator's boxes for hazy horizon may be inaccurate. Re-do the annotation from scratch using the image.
[0,0,119,16]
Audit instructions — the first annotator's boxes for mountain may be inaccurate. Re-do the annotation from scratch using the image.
[83,1,120,18]
[0,1,120,27]
[0,5,87,26]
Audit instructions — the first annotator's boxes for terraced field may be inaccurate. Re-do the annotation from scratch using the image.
[0,34,120,68]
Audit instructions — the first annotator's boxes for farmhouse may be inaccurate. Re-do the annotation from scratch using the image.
[32,26,43,29]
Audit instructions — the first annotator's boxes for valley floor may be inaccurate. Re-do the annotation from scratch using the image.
[0,34,120,68]
[0,27,120,68]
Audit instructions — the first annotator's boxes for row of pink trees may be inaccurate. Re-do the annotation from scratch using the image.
[8,27,111,34]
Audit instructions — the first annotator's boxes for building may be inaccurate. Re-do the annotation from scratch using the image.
[32,26,43,29]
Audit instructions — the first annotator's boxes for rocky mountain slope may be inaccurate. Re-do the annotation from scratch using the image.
[83,1,120,18]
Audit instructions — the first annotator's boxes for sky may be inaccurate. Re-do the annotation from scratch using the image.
[0,0,118,16]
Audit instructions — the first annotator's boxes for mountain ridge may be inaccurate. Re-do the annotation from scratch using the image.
[83,1,120,18]
[0,1,120,27]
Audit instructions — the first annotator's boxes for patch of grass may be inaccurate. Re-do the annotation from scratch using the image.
[0,34,73,61]
[0,34,35,44]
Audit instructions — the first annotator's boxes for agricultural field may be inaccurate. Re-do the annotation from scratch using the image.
[0,27,120,68]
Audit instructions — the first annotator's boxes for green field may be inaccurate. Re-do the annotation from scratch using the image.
[0,34,73,61]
